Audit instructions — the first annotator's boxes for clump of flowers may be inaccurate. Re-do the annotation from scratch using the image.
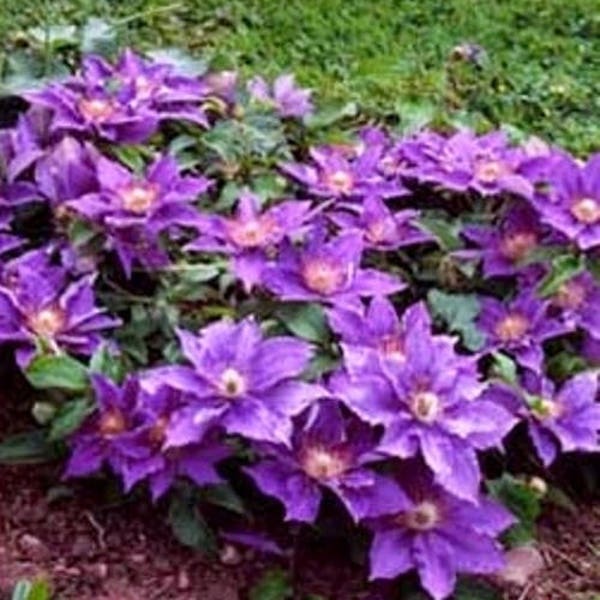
[0,48,598,600]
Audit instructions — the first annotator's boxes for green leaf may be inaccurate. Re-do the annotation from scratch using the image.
[427,290,485,351]
[89,344,124,382]
[416,215,462,251]
[0,431,58,465]
[395,100,436,135]
[490,352,518,384]
[276,303,329,343]
[168,493,216,554]
[200,483,245,515]
[12,581,32,600]
[305,101,358,129]
[147,48,207,77]
[537,254,585,297]
[487,475,541,547]
[49,399,94,441]
[249,569,293,600]
[25,354,89,392]
[80,18,118,56]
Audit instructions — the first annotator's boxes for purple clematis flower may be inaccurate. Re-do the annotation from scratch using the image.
[549,271,600,339]
[533,153,600,250]
[245,400,409,523]
[331,304,517,500]
[477,290,573,372]
[281,142,407,202]
[263,229,405,307]
[34,136,101,207]
[65,375,229,499]
[65,374,142,479]
[0,249,119,367]
[27,49,210,144]
[484,371,600,465]
[402,129,546,199]
[327,298,444,376]
[0,107,50,185]
[66,154,210,275]
[141,317,325,446]
[186,191,313,290]
[69,153,210,230]
[248,74,313,118]
[329,196,433,251]
[461,203,546,277]
[368,462,514,600]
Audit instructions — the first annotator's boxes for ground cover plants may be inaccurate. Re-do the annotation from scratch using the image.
[0,38,599,600]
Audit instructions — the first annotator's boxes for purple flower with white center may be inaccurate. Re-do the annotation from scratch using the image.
[549,272,600,339]
[69,154,210,231]
[262,229,405,307]
[34,136,101,207]
[248,74,313,118]
[331,306,517,500]
[246,400,409,523]
[141,317,325,446]
[368,463,514,600]
[533,153,600,250]
[111,383,229,500]
[66,154,209,275]
[0,249,119,367]
[461,203,545,277]
[477,290,573,372]
[484,371,600,465]
[27,50,210,144]
[281,142,407,202]
[327,298,443,376]
[186,191,313,290]
[329,196,433,251]
[65,374,141,480]
[403,129,544,198]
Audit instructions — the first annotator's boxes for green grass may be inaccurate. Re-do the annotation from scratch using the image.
[1,0,599,153]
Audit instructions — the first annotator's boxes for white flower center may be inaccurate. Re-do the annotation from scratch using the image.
[325,170,354,195]
[301,259,345,295]
[227,216,278,248]
[218,367,247,398]
[302,447,348,480]
[571,198,600,225]
[410,391,440,423]
[495,313,529,342]
[120,183,159,214]
[403,501,440,531]
[475,160,508,183]
[500,231,537,261]
[79,98,115,121]
[28,306,66,337]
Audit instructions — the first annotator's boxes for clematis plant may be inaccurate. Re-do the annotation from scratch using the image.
[2,48,600,600]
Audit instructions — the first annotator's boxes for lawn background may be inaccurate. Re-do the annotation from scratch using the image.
[0,0,599,153]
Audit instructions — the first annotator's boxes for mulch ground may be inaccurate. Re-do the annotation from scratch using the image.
[1,380,599,600]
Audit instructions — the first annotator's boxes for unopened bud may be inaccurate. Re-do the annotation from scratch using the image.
[527,476,548,497]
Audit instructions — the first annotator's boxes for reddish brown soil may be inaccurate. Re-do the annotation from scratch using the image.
[1,385,599,599]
